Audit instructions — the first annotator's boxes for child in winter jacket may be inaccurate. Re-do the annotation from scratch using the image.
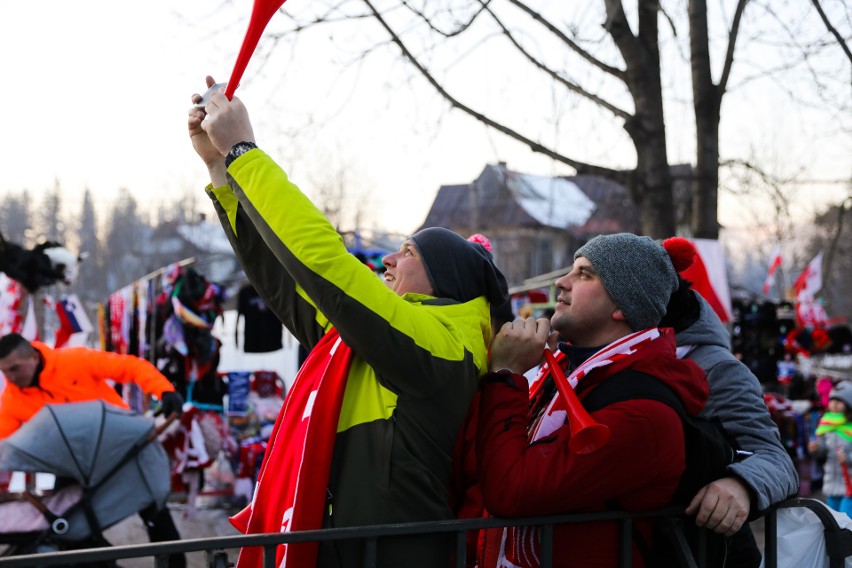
[809,381,852,516]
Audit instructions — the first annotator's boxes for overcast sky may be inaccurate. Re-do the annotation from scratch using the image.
[1,1,849,237]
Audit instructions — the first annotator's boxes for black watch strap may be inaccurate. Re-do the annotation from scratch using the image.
[225,141,258,168]
[485,369,520,386]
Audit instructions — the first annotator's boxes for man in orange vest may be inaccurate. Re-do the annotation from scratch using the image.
[0,333,186,567]
[0,333,182,438]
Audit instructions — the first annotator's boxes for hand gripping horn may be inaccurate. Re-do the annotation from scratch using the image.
[542,349,611,454]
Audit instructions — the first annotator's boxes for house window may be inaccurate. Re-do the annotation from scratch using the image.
[531,238,552,276]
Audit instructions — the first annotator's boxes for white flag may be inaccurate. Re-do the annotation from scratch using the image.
[793,251,823,301]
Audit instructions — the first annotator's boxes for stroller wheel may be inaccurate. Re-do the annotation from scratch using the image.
[51,517,70,535]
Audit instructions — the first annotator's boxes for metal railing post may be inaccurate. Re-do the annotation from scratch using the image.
[454,530,467,568]
[362,537,377,567]
[618,518,632,568]
[764,507,777,568]
[262,545,276,568]
[206,550,231,568]
[540,523,553,567]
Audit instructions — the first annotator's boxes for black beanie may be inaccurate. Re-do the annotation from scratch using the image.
[410,227,509,306]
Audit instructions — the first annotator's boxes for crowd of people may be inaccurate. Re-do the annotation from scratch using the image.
[0,77,811,567]
[183,77,799,567]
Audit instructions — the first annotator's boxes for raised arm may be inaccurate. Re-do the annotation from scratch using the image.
[188,77,326,349]
[193,82,490,391]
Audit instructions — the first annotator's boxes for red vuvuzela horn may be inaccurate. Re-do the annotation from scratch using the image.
[543,349,611,454]
[224,0,289,100]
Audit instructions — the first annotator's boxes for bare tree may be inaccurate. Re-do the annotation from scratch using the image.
[0,190,32,245]
[233,0,849,238]
[688,0,748,238]
[306,154,375,233]
[807,197,852,323]
[38,180,67,244]
[104,189,149,291]
[76,188,106,306]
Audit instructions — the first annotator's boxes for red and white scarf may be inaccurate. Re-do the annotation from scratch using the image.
[529,328,660,441]
[230,328,354,568]
[498,328,661,568]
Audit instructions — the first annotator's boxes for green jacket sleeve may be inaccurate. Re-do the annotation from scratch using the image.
[221,150,489,395]
[206,184,327,349]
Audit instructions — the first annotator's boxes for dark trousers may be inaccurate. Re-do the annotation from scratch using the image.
[139,504,187,568]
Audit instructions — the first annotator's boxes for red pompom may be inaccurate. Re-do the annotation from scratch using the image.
[663,237,697,273]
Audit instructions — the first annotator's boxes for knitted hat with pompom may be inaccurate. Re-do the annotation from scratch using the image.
[574,233,691,331]
[410,227,508,306]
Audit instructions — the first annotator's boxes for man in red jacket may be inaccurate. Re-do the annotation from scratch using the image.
[476,233,710,568]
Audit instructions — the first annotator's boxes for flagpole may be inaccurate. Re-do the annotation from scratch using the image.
[781,264,792,301]
[778,264,789,301]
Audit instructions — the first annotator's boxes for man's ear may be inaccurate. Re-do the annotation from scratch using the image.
[612,308,628,323]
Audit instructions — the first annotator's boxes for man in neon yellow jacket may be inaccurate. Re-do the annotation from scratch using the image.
[188,76,508,567]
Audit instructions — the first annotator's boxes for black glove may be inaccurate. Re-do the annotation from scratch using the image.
[159,391,184,417]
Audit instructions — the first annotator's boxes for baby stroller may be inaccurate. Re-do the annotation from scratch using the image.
[0,400,174,560]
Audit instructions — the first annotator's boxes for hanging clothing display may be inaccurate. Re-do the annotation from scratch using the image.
[235,284,283,353]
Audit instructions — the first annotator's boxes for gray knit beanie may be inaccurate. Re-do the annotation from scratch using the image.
[830,381,852,410]
[410,227,508,306]
[574,233,678,331]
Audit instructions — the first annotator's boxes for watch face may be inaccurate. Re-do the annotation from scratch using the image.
[226,142,257,167]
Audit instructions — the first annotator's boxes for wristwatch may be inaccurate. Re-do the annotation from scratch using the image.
[225,141,258,168]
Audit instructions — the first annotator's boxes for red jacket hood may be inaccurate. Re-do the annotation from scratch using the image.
[575,328,709,417]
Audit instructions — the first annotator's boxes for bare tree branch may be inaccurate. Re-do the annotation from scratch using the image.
[398,0,490,38]
[477,1,631,119]
[505,0,626,79]
[811,0,852,66]
[718,0,750,96]
[753,3,844,100]
[248,0,844,240]
[824,196,852,290]
[602,0,643,73]
[358,0,628,182]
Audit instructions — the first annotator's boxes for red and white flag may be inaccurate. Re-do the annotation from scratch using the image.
[796,299,829,328]
[762,244,783,295]
[793,251,824,301]
[678,238,733,323]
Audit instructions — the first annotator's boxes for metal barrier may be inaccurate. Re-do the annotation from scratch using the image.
[763,497,852,568]
[0,506,696,568]
[4,497,848,568]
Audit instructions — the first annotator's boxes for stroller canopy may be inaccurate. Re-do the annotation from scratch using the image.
[0,400,171,540]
